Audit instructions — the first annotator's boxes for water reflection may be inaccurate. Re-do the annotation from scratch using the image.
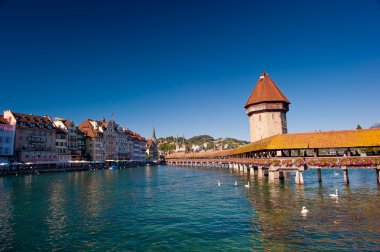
[45,180,67,249]
[237,169,380,250]
[1,166,379,251]
[0,179,14,250]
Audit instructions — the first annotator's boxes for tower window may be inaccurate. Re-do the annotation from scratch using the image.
[259,115,261,121]
[272,114,274,119]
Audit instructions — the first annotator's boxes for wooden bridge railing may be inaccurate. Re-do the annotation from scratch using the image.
[166,156,380,169]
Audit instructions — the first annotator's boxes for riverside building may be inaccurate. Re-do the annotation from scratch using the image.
[146,128,159,161]
[0,115,15,163]
[54,118,84,160]
[78,119,107,161]
[125,129,146,161]
[3,110,58,162]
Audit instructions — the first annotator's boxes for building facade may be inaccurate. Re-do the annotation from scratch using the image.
[0,115,15,163]
[116,125,131,160]
[78,119,106,161]
[55,127,70,162]
[125,129,146,161]
[245,71,290,142]
[103,120,117,160]
[4,110,58,162]
[146,128,159,160]
[54,118,83,160]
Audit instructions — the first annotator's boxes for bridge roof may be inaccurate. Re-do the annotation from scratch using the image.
[166,128,380,159]
[244,71,290,108]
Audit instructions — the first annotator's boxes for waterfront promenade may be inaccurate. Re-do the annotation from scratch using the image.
[0,160,157,176]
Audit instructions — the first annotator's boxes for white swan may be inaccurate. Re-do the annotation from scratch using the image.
[329,189,338,198]
[301,206,309,215]
[244,182,250,188]
[234,180,237,186]
[218,180,221,187]
[334,171,339,176]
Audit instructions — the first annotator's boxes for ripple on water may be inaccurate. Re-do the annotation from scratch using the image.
[0,166,379,251]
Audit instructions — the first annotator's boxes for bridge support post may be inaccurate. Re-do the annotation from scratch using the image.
[264,168,269,177]
[258,167,264,178]
[269,171,280,181]
[317,168,322,183]
[250,167,255,175]
[376,167,380,184]
[279,171,285,180]
[295,171,304,185]
[342,166,349,184]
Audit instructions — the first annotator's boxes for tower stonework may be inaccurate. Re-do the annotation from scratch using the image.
[245,72,290,142]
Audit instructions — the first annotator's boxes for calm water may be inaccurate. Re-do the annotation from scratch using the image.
[0,166,379,251]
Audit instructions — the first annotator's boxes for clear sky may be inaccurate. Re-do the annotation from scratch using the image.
[1,0,379,141]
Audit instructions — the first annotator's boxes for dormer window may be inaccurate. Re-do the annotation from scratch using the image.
[47,125,52,129]
[30,123,36,127]
[39,125,44,129]
[15,116,19,120]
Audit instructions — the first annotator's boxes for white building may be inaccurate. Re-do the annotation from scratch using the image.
[0,116,15,163]
[78,119,106,161]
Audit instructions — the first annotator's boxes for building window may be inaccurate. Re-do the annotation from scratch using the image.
[259,115,261,121]
[272,114,274,119]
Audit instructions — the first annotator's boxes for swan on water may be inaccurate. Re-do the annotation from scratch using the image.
[301,206,309,215]
[329,189,338,198]
[234,180,237,186]
[218,180,221,187]
[334,171,339,176]
[244,182,250,188]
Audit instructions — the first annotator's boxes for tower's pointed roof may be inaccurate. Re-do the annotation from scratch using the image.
[152,127,157,142]
[244,71,290,108]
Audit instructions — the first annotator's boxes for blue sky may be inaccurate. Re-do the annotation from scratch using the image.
[1,0,379,140]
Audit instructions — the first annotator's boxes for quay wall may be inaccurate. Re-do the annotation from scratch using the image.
[0,160,159,177]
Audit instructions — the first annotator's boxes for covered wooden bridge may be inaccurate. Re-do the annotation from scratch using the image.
[165,128,380,184]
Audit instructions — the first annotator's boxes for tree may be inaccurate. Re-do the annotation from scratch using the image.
[356,124,362,130]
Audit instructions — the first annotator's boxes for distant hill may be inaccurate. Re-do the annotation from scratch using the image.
[370,123,380,129]
[158,135,248,154]
[188,135,214,142]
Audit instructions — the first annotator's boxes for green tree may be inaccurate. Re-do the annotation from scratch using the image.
[356,124,362,130]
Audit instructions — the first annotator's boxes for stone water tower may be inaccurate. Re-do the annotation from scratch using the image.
[245,71,290,142]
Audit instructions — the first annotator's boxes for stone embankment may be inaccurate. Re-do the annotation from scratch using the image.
[0,160,160,176]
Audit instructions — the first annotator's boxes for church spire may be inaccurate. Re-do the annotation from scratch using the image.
[152,127,157,142]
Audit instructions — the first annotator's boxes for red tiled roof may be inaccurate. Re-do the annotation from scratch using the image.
[146,139,153,148]
[64,120,73,128]
[11,111,54,129]
[0,116,10,124]
[166,128,380,159]
[244,71,290,108]
[78,119,104,138]
[125,129,146,141]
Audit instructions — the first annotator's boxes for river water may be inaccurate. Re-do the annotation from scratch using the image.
[0,165,379,251]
